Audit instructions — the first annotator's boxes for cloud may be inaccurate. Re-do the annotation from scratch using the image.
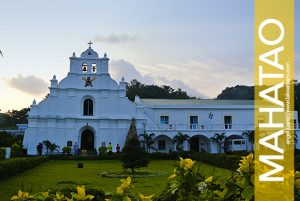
[94,34,137,44]
[110,59,207,98]
[110,59,153,84]
[138,57,253,98]
[154,77,208,98]
[6,75,48,95]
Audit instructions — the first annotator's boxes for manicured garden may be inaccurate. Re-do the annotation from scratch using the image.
[0,159,232,200]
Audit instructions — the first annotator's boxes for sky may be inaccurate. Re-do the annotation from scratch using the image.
[0,0,299,112]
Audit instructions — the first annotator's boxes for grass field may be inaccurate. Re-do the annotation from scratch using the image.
[0,160,233,200]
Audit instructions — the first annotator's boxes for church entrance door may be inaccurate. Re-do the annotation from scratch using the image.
[81,129,94,150]
[190,136,200,152]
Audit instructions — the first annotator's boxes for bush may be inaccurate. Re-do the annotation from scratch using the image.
[0,147,6,159]
[0,131,23,147]
[121,118,149,172]
[149,152,170,160]
[189,152,241,171]
[295,153,300,165]
[98,146,107,155]
[62,146,72,155]
[11,143,23,157]
[0,157,48,180]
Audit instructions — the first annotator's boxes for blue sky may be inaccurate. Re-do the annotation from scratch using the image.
[0,0,299,112]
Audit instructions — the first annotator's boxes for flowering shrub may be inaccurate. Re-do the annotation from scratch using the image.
[165,154,255,201]
[11,186,94,201]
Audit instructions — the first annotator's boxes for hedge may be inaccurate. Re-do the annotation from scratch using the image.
[0,157,48,180]
[149,151,242,171]
[149,151,192,160]
[189,152,241,171]
[48,153,122,160]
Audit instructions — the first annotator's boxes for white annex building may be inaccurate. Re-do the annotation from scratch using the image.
[23,44,300,155]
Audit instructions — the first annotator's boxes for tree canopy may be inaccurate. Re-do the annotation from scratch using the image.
[216,85,254,100]
[0,108,29,128]
[126,79,195,101]
[216,81,300,119]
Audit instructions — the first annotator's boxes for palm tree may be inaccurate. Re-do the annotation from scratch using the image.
[173,132,190,151]
[242,130,254,151]
[43,140,52,155]
[210,133,226,154]
[139,132,156,153]
[49,143,60,155]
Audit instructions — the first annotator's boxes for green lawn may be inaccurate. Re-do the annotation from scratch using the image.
[0,160,232,200]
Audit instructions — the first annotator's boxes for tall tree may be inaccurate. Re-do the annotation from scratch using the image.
[139,132,156,153]
[172,132,190,151]
[210,133,226,154]
[121,118,149,172]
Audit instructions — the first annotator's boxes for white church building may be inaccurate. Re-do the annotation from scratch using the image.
[23,44,300,155]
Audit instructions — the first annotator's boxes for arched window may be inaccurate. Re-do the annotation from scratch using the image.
[82,63,87,73]
[83,99,93,116]
[91,63,97,73]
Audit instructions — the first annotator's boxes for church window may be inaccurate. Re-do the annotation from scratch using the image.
[83,99,93,116]
[190,116,198,129]
[160,116,169,125]
[82,63,88,73]
[224,116,232,129]
[91,63,97,73]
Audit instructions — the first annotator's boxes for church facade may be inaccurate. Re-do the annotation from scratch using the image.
[23,44,300,155]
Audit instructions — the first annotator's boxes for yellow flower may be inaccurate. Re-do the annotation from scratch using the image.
[71,186,94,201]
[205,176,213,183]
[179,157,195,170]
[139,193,154,201]
[117,186,124,195]
[105,199,111,201]
[117,177,132,195]
[34,192,50,201]
[168,173,176,179]
[238,153,254,172]
[55,192,66,201]
[11,190,34,201]
[120,177,131,189]
[123,196,131,201]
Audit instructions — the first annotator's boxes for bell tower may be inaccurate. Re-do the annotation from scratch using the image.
[69,42,109,75]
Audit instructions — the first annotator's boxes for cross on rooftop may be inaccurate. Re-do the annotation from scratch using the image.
[88,41,93,48]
